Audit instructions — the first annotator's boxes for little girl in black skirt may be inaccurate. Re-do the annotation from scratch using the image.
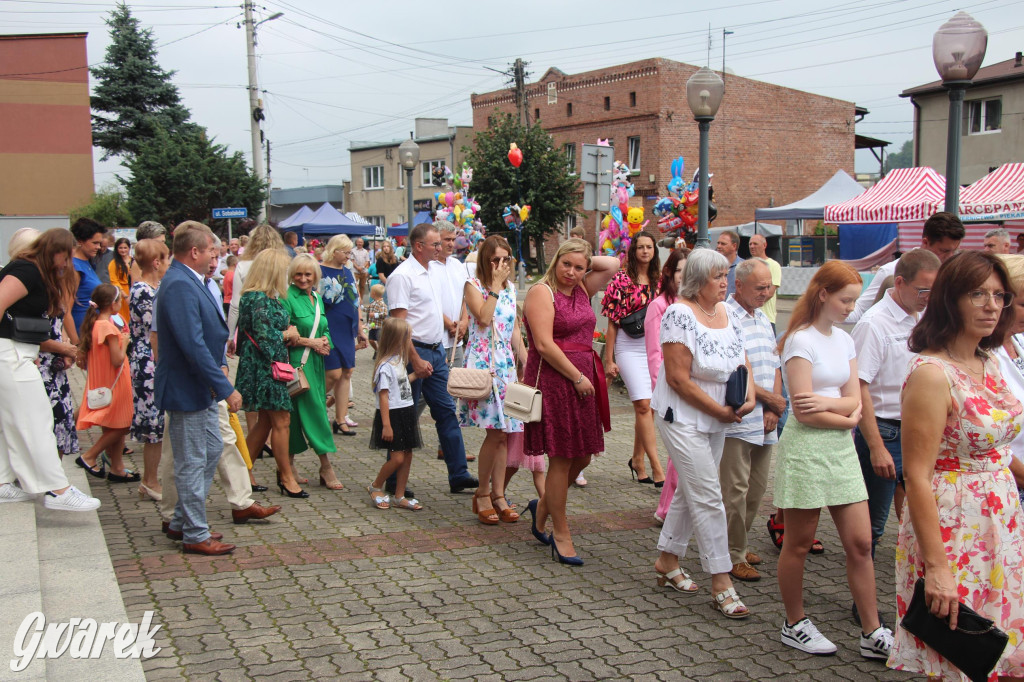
[368,317,423,510]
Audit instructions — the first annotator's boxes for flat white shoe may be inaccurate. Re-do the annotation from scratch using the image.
[0,482,32,503]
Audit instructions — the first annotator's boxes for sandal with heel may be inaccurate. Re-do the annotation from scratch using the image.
[710,587,751,619]
[656,567,700,594]
[768,512,826,554]
[472,493,499,525]
[490,495,519,523]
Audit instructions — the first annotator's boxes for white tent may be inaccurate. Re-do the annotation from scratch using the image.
[755,170,865,221]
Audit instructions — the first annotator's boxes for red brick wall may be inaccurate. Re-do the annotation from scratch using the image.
[471,58,855,261]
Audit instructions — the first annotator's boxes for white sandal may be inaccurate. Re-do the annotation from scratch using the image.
[710,587,750,619]
[392,496,423,511]
[367,485,389,509]
[656,568,699,594]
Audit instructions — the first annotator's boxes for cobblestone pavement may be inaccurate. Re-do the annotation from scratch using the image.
[73,341,910,681]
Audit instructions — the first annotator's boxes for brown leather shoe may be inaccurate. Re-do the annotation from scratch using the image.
[232,502,282,524]
[746,551,762,566]
[730,562,761,582]
[162,522,222,542]
[183,538,236,555]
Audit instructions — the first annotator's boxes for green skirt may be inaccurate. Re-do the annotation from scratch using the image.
[772,419,867,509]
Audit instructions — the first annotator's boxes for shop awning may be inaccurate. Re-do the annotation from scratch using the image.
[824,167,946,224]
[958,163,1024,221]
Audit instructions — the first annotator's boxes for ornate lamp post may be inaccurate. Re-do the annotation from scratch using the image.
[932,11,987,214]
[397,133,420,242]
[685,66,725,249]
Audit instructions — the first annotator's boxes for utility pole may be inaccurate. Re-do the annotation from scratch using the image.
[244,0,266,221]
[513,58,528,126]
[265,139,272,217]
[722,29,734,85]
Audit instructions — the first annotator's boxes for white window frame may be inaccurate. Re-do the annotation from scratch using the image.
[563,143,576,174]
[627,136,641,172]
[565,213,577,238]
[547,82,557,104]
[421,159,444,187]
[363,165,384,190]
[968,98,1001,135]
[365,216,385,228]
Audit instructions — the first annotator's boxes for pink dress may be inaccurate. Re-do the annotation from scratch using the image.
[889,355,1024,680]
[524,284,603,459]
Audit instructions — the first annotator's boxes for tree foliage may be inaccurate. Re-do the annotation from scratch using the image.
[123,127,264,230]
[466,112,580,242]
[90,2,191,160]
[884,139,914,173]
[69,184,134,227]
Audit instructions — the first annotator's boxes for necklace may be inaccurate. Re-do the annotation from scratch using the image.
[946,348,985,377]
[694,300,718,319]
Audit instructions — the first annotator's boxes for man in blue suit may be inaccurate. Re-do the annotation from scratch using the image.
[155,221,242,556]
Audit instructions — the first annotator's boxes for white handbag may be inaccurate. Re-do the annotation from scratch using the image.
[446,321,496,401]
[503,358,542,423]
[86,362,125,410]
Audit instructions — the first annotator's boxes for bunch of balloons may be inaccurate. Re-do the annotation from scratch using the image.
[598,159,648,262]
[502,204,531,231]
[652,156,717,246]
[433,161,485,240]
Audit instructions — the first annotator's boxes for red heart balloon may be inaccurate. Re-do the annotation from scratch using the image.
[508,146,523,168]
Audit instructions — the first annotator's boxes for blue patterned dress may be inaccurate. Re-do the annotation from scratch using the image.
[38,315,78,455]
[458,278,523,433]
[320,265,360,371]
[129,281,163,443]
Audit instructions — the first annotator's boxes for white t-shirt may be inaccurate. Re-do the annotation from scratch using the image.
[373,356,414,409]
[994,337,1024,464]
[441,255,469,349]
[782,326,856,399]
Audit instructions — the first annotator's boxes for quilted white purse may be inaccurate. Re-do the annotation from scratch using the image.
[446,321,495,401]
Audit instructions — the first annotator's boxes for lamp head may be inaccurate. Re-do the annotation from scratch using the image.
[686,67,725,120]
[933,11,987,82]
[398,133,420,171]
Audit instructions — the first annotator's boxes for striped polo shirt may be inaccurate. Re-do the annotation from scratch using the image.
[725,295,781,446]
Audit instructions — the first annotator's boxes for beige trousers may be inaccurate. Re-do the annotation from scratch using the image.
[719,437,775,565]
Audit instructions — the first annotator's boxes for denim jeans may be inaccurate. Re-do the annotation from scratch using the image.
[854,418,903,552]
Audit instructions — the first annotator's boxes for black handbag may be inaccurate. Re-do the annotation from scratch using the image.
[901,578,1009,682]
[6,312,50,345]
[724,365,748,409]
[618,304,649,339]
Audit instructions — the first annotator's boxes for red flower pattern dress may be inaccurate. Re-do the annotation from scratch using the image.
[889,355,1024,681]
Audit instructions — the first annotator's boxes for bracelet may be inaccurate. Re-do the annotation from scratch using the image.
[575,373,584,384]
[487,290,500,300]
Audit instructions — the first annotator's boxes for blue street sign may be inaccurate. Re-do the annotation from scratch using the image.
[212,207,248,219]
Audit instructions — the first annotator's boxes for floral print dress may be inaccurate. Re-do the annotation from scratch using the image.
[129,281,163,443]
[236,291,293,413]
[458,279,523,433]
[889,355,1024,680]
[38,315,78,455]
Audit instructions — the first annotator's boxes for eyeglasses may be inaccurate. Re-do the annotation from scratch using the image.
[968,290,1014,308]
[490,256,512,265]
[913,286,931,300]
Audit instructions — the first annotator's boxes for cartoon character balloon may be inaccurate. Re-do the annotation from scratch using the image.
[653,156,717,246]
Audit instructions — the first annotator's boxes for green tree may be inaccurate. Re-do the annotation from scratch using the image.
[69,184,134,227]
[90,2,191,160]
[466,112,579,266]
[123,126,264,230]
[884,139,914,173]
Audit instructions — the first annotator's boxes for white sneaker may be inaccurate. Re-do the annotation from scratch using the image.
[860,625,894,660]
[0,482,32,503]
[574,474,587,487]
[781,617,837,655]
[43,486,100,512]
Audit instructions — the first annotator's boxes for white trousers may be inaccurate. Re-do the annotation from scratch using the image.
[159,400,252,522]
[0,339,68,493]
[656,419,732,575]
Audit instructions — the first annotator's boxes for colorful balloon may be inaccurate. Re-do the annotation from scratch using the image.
[508,143,523,168]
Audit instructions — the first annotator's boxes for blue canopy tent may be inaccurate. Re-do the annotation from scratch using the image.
[292,203,377,241]
[278,204,313,229]
[386,211,433,239]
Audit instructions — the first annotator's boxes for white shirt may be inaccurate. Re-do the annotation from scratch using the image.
[441,255,469,349]
[848,258,897,325]
[351,247,370,272]
[995,339,1024,464]
[385,255,447,345]
[374,356,414,409]
[781,326,856,399]
[851,291,917,420]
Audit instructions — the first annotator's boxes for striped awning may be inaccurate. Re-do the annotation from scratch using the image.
[824,167,946,224]
[958,163,1024,221]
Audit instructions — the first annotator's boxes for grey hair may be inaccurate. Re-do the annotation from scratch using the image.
[986,228,1010,241]
[136,220,166,240]
[679,248,729,299]
[210,234,222,248]
[735,257,768,282]
[433,219,457,234]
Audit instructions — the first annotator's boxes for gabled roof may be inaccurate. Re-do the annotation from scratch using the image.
[901,54,1024,98]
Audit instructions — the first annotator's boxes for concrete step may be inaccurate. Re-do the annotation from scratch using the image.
[0,485,46,682]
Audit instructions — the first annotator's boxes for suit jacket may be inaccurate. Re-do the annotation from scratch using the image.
[154,259,234,412]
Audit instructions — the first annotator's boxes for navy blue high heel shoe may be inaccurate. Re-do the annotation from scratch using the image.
[525,499,550,546]
[550,538,584,566]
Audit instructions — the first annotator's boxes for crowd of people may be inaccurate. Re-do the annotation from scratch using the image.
[2,209,1024,679]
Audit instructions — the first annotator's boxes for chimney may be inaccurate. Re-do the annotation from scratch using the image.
[1016,51,1023,67]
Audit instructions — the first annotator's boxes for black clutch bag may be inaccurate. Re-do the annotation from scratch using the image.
[724,365,747,409]
[618,304,649,339]
[6,312,50,345]
[901,578,1009,682]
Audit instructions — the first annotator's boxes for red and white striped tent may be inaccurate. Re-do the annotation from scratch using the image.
[824,167,946,224]
[958,163,1024,222]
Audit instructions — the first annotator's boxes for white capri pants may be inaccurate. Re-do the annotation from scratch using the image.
[656,417,732,575]
[0,338,68,493]
[614,331,653,402]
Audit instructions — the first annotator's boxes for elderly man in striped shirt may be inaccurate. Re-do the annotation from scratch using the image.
[721,259,786,582]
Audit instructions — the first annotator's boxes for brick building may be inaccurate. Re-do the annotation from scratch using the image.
[0,33,94,215]
[471,58,857,253]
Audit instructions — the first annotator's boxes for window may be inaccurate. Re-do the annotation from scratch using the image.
[363,165,384,190]
[534,108,540,121]
[627,136,641,172]
[968,98,1001,134]
[565,213,577,238]
[629,91,636,107]
[563,143,576,174]
[566,102,572,117]
[547,82,557,104]
[365,216,385,228]
[420,159,444,186]
[603,96,610,111]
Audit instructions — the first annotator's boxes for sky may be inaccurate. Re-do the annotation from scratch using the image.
[6,0,1022,192]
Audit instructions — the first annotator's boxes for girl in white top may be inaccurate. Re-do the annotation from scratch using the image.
[367,318,423,511]
[772,260,892,660]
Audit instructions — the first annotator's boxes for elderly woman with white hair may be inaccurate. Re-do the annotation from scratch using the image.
[651,248,755,619]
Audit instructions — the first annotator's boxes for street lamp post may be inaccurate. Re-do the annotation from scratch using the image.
[244,2,283,222]
[398,133,421,243]
[932,11,987,214]
[685,66,725,249]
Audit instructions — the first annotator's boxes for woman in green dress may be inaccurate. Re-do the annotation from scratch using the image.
[282,254,344,490]
[236,249,306,498]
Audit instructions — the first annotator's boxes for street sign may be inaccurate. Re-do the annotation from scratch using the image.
[581,144,614,212]
[212,207,248,219]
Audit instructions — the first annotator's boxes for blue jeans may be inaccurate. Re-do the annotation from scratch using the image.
[388,343,470,487]
[854,419,903,552]
[167,403,223,544]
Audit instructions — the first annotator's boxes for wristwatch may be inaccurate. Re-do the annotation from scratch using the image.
[487,290,499,300]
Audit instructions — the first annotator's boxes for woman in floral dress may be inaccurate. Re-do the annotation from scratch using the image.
[459,236,526,525]
[892,251,1024,680]
[320,235,368,436]
[38,315,79,458]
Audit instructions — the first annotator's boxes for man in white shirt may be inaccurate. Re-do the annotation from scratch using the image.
[351,237,371,303]
[435,221,469,367]
[721,260,785,583]
[386,223,478,494]
[847,212,963,324]
[748,234,781,332]
[852,249,939,554]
